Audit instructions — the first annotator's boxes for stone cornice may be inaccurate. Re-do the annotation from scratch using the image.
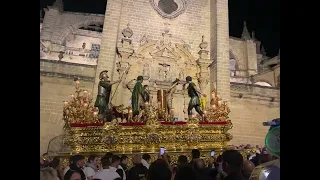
[230,82,279,102]
[40,59,96,68]
[40,71,95,82]
[62,11,105,17]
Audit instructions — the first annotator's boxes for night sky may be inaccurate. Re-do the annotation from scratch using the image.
[40,0,280,57]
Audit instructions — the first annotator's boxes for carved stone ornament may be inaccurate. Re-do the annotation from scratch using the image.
[150,0,187,19]
[122,24,133,38]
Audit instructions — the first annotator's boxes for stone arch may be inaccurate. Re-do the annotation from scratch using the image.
[57,19,104,45]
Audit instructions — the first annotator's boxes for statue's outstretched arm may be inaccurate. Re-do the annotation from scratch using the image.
[126,79,135,93]
[110,80,121,85]
[168,82,179,92]
[195,86,203,95]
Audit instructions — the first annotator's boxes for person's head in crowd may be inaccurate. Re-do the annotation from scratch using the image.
[64,170,82,180]
[68,156,74,165]
[104,152,113,157]
[142,153,151,163]
[242,160,255,178]
[214,155,223,170]
[193,158,205,172]
[259,153,272,164]
[222,150,244,175]
[103,152,114,167]
[111,155,121,168]
[177,155,188,166]
[120,155,128,165]
[88,154,99,167]
[174,165,197,180]
[71,155,86,169]
[101,156,111,169]
[148,159,172,180]
[40,167,59,180]
[133,154,142,165]
[191,149,200,160]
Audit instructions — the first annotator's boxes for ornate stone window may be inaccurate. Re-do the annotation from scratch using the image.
[150,0,187,19]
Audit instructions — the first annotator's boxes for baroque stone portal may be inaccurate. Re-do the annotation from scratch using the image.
[150,0,187,19]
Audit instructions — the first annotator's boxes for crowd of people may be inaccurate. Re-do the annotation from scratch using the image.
[40,148,278,180]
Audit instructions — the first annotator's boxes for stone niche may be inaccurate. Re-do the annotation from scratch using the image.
[115,29,202,121]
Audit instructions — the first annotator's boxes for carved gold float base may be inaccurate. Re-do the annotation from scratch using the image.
[63,119,233,154]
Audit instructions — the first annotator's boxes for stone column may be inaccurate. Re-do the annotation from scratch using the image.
[92,0,124,99]
[196,36,211,93]
[209,0,230,102]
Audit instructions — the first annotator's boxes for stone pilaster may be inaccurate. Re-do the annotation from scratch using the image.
[92,0,124,99]
[210,0,230,103]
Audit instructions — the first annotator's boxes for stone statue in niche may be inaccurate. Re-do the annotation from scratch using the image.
[164,70,169,81]
[58,52,64,60]
[158,67,164,81]
[179,69,184,80]
[82,42,86,49]
[143,63,150,77]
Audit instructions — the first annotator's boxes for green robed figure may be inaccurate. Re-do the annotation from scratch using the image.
[131,76,146,117]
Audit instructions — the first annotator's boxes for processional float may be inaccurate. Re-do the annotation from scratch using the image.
[59,76,240,163]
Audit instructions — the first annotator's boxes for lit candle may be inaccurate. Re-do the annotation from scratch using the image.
[63,101,69,106]
[128,108,132,121]
[93,111,98,116]
[83,90,88,94]
[218,101,222,106]
[70,94,75,98]
[83,103,88,107]
[170,108,175,116]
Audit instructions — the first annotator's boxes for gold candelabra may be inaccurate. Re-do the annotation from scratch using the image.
[62,80,100,128]
[203,89,231,122]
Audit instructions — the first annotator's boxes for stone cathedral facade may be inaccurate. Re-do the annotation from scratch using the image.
[40,0,279,154]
